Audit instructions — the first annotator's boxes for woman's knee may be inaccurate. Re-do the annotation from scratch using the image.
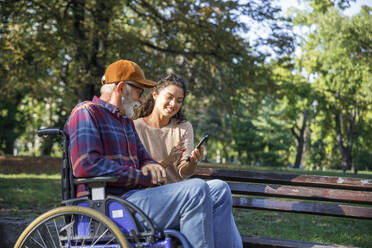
[183,178,209,196]
[208,179,230,194]
[207,179,232,205]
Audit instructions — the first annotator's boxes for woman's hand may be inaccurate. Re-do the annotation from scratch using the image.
[189,146,204,165]
[161,141,186,168]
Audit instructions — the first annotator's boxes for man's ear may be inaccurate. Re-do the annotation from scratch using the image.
[116,82,126,96]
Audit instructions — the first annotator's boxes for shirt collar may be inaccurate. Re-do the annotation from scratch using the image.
[92,96,121,115]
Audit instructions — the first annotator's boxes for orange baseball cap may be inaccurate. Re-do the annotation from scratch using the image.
[104,60,156,88]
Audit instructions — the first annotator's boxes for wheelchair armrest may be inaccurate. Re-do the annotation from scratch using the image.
[74,176,119,201]
[73,176,119,185]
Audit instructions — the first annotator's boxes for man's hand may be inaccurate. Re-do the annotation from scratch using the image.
[161,141,186,168]
[142,163,167,185]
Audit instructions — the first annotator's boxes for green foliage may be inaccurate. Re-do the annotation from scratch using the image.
[0,0,294,158]
[231,113,262,163]
[299,5,372,170]
[1,0,371,172]
[355,149,372,171]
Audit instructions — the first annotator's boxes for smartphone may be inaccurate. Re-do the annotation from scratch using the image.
[186,135,208,162]
[195,135,209,149]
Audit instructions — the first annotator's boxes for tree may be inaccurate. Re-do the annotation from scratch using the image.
[1,0,295,155]
[300,6,372,170]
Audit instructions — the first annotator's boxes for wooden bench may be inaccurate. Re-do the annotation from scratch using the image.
[193,166,372,248]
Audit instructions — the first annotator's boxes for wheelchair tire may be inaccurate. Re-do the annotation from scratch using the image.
[14,205,129,248]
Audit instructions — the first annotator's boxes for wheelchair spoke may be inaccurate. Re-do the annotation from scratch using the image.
[53,219,62,247]
[59,217,74,244]
[30,236,45,248]
[37,230,47,248]
[104,236,116,246]
[90,228,109,247]
[45,222,57,248]
[92,221,102,241]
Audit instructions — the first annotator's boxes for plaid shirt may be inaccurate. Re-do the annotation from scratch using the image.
[64,96,157,198]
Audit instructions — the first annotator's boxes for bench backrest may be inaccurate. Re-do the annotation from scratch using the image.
[194,167,372,220]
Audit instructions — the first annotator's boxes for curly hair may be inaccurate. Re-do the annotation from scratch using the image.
[134,73,187,122]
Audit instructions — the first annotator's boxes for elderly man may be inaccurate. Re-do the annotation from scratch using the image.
[64,59,241,248]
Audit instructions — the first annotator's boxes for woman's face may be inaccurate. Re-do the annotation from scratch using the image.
[153,84,184,118]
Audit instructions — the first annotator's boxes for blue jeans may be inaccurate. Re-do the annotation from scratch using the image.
[207,179,242,248]
[125,178,242,248]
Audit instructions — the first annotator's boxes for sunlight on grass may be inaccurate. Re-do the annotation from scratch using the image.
[0,173,60,179]
[0,173,61,215]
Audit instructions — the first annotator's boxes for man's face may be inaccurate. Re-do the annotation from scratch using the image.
[126,82,144,103]
[121,83,144,118]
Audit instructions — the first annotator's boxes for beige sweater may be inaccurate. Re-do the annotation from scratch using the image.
[133,118,195,183]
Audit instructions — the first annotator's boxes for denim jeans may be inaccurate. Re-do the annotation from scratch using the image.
[125,178,242,248]
[207,179,243,248]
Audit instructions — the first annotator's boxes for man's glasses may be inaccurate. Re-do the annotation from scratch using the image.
[126,81,144,98]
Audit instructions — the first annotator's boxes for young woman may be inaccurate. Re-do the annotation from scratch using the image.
[133,73,202,183]
[133,73,243,247]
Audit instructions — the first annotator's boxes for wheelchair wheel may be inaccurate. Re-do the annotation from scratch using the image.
[14,206,129,248]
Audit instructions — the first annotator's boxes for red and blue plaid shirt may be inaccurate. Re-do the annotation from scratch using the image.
[64,96,157,198]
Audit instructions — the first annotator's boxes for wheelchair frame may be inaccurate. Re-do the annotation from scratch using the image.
[14,128,191,248]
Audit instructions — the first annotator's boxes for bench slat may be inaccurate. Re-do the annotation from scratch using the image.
[241,235,357,248]
[228,182,372,204]
[233,197,372,219]
[195,168,372,191]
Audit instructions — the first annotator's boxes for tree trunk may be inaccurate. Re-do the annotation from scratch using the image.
[335,110,355,171]
[4,140,14,155]
[71,0,110,101]
[292,109,308,168]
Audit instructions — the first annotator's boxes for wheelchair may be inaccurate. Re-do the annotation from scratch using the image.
[15,128,192,248]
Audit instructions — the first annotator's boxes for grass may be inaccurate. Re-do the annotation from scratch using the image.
[234,209,372,247]
[1,167,372,247]
[0,173,60,217]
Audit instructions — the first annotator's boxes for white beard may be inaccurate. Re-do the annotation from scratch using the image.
[122,97,141,118]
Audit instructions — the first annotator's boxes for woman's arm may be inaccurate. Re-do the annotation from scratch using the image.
[177,122,204,179]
